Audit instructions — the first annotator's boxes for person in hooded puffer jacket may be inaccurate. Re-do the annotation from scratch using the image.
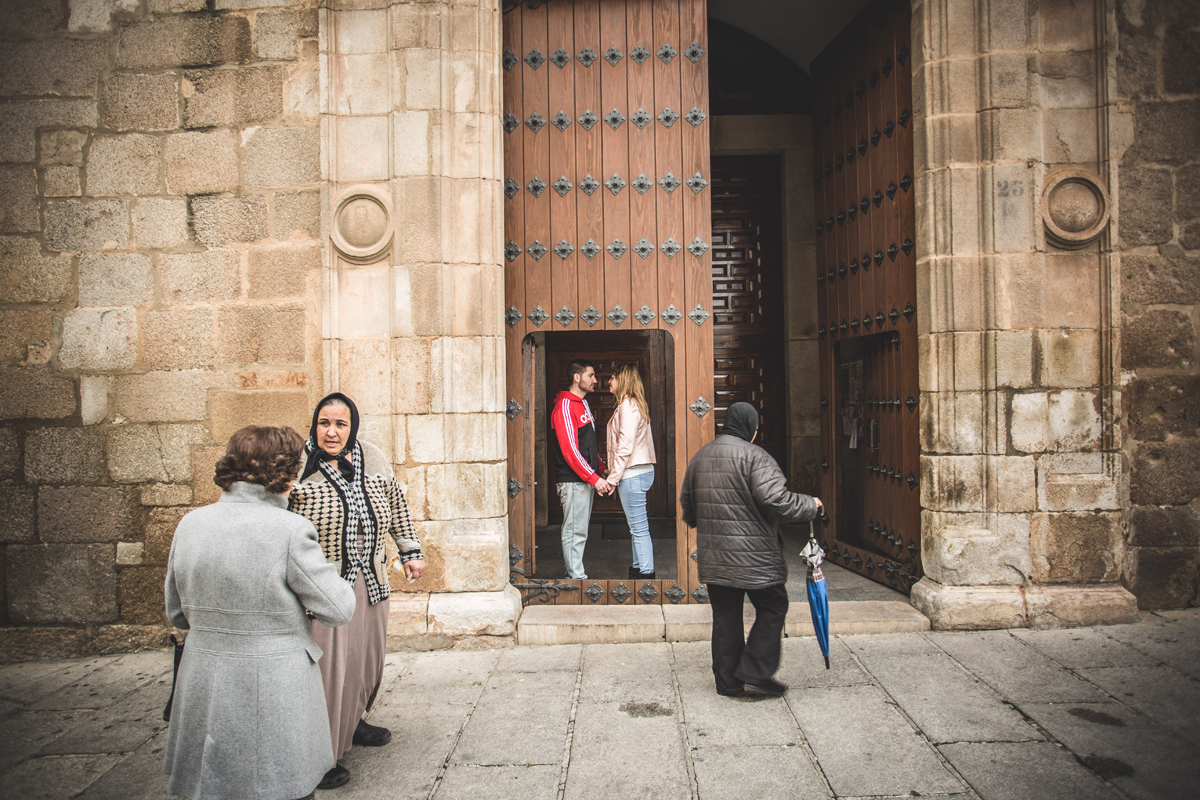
[680,401,822,697]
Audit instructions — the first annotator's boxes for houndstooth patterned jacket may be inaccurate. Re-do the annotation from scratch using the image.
[289,442,422,603]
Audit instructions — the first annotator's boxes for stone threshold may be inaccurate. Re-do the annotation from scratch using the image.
[517,600,929,645]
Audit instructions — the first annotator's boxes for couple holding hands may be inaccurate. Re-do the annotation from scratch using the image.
[551,360,657,581]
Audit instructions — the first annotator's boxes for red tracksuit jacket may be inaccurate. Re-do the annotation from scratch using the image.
[549,390,607,485]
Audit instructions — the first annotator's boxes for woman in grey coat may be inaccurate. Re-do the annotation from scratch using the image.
[163,426,357,800]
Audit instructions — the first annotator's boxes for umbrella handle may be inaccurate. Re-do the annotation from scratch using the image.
[824,656,830,670]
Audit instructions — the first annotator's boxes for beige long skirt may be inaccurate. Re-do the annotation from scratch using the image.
[310,574,390,762]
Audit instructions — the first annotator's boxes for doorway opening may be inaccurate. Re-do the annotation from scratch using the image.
[528,330,676,583]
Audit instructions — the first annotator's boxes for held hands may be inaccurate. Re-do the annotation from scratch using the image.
[594,477,614,496]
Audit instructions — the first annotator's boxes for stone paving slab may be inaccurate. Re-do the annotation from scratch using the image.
[1,610,1197,800]
[939,741,1123,800]
[1019,701,1200,800]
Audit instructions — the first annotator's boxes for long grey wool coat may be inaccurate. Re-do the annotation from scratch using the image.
[163,481,357,800]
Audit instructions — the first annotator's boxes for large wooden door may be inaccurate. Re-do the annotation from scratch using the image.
[710,156,785,467]
[503,0,713,606]
[812,1,921,593]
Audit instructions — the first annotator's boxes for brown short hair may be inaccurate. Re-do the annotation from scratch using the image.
[213,426,304,494]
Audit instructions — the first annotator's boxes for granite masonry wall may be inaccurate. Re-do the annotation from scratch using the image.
[1115,0,1200,609]
[0,0,324,661]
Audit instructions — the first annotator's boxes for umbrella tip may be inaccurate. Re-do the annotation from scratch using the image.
[824,656,830,670]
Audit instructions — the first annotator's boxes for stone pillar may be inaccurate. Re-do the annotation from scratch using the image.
[321,0,519,648]
[909,0,1137,629]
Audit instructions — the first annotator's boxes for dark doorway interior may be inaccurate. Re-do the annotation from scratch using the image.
[711,155,787,468]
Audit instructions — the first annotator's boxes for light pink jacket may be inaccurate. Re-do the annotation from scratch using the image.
[605,398,656,484]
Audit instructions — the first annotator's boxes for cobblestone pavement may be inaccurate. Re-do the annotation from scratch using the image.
[2,609,1198,800]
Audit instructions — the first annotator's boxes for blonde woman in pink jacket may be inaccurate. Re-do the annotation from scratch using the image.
[606,363,658,579]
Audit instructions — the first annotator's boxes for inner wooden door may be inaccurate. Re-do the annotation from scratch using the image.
[812,0,922,592]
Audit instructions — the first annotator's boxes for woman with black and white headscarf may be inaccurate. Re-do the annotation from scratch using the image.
[288,393,424,790]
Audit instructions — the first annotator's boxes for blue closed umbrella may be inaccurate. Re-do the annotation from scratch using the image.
[800,522,831,669]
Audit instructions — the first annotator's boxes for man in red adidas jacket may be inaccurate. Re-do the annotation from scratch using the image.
[550,359,612,579]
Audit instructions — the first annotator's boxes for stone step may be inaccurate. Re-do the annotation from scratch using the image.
[516,600,930,645]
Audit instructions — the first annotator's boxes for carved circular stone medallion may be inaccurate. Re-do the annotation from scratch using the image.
[331,186,393,261]
[1042,168,1109,250]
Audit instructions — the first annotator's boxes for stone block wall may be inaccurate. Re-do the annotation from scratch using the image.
[0,0,322,661]
[1114,1,1200,608]
[909,0,1137,628]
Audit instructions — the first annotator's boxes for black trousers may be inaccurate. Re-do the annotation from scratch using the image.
[708,582,789,693]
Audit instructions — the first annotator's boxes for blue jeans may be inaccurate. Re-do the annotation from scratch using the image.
[556,481,594,579]
[617,468,655,574]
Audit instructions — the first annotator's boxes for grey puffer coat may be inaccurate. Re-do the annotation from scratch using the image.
[163,481,356,800]
[680,434,819,589]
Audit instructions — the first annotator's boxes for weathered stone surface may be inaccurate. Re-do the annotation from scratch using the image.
[113,370,223,423]
[385,592,430,642]
[25,427,105,484]
[143,506,187,564]
[164,129,238,195]
[116,541,144,564]
[0,237,72,303]
[0,100,97,163]
[1128,547,1199,609]
[1025,584,1139,628]
[428,586,521,637]
[209,391,309,441]
[0,40,107,97]
[131,198,188,250]
[91,624,171,655]
[38,486,137,543]
[140,483,192,507]
[1117,27,1157,99]
[79,375,107,426]
[84,135,160,196]
[43,165,81,197]
[254,8,318,60]
[1127,375,1200,442]
[1135,100,1200,163]
[404,519,506,593]
[1176,164,1200,221]
[1131,438,1200,505]
[1,0,65,39]
[1130,504,1200,547]
[7,543,117,624]
[0,428,19,478]
[39,129,86,166]
[59,307,138,370]
[0,483,36,543]
[107,423,208,484]
[1123,253,1200,305]
[159,249,240,304]
[910,579,1027,630]
[1118,168,1172,246]
[142,307,215,370]
[273,189,320,239]
[1030,512,1122,584]
[923,525,1029,586]
[0,166,38,232]
[192,445,223,505]
[100,72,179,131]
[78,254,153,307]
[216,304,306,365]
[118,567,168,625]
[425,462,506,520]
[0,307,56,362]
[243,126,320,188]
[0,627,88,664]
[116,15,252,70]
[0,367,75,420]
[191,195,270,245]
[45,200,128,252]
[1122,310,1195,369]
[182,66,283,128]
[247,243,318,299]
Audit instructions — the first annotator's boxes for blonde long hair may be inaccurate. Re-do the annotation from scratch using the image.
[613,363,650,423]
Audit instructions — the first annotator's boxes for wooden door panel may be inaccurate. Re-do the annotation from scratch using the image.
[504,0,712,606]
[812,1,920,593]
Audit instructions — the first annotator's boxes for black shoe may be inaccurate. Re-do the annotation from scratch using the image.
[317,765,349,790]
[637,571,656,580]
[717,686,744,697]
[739,678,788,696]
[628,566,640,579]
[352,718,392,747]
